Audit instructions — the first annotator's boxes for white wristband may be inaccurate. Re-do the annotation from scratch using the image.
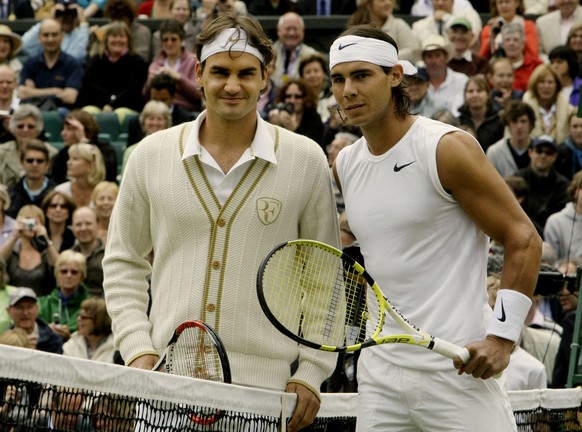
[487,289,532,343]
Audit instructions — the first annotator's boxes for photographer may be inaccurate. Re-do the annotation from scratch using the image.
[21,0,89,62]
[0,204,58,297]
[478,0,539,62]
[267,79,324,144]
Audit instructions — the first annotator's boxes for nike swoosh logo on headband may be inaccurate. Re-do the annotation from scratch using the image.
[338,43,357,50]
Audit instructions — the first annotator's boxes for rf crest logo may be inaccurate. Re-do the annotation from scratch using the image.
[257,198,282,225]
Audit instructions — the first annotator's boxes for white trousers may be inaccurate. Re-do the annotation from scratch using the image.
[356,350,517,432]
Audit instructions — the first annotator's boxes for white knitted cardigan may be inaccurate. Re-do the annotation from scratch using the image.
[103,120,340,393]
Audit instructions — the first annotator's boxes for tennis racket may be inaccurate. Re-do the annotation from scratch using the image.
[256,240,471,364]
[153,320,231,425]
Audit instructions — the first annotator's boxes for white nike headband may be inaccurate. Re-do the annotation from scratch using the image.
[200,28,265,64]
[329,35,417,75]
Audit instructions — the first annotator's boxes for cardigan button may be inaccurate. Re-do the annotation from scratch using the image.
[212,260,220,269]
[206,303,216,312]
[217,218,226,227]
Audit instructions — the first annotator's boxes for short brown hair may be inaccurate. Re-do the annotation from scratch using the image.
[21,139,50,162]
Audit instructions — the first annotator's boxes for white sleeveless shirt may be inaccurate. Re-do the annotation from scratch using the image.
[335,116,491,371]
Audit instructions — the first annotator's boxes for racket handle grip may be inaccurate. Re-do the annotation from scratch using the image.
[433,338,503,379]
[432,337,470,363]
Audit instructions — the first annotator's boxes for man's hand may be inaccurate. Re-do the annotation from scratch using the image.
[453,335,513,379]
[50,323,71,342]
[285,382,320,432]
[129,354,159,370]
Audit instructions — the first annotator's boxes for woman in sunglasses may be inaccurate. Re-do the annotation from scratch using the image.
[268,78,323,144]
[41,190,76,253]
[37,249,89,343]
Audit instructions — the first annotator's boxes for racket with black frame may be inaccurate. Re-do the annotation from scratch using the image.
[256,239,471,364]
[153,320,231,425]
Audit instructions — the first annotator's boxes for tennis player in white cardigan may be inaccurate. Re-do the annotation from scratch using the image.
[102,13,340,432]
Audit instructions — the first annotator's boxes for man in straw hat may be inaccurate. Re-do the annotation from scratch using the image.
[329,24,541,430]
[417,33,467,116]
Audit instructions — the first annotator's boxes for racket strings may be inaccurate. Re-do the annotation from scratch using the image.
[262,244,378,349]
[168,328,224,382]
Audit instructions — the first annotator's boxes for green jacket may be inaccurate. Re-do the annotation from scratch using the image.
[38,284,89,332]
[0,285,17,333]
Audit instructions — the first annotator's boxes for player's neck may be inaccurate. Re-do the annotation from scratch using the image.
[362,114,415,155]
[201,110,257,149]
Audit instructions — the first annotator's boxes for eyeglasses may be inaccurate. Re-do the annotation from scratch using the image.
[534,147,557,156]
[16,124,36,130]
[285,94,304,100]
[48,203,67,209]
[59,268,80,276]
[25,158,47,164]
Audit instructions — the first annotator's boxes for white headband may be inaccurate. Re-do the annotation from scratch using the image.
[200,28,265,64]
[329,35,417,75]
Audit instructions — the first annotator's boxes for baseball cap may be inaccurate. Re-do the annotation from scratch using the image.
[447,17,472,31]
[413,67,429,82]
[531,135,558,151]
[9,287,37,307]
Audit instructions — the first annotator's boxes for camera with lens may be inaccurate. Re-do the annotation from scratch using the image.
[267,102,295,115]
[23,218,36,231]
[492,18,504,35]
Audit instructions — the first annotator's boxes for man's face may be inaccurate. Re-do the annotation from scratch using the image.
[277,14,304,51]
[528,144,558,173]
[508,115,532,143]
[72,208,98,246]
[196,51,266,124]
[331,61,397,130]
[0,66,15,102]
[150,88,174,108]
[490,60,514,91]
[39,20,63,54]
[448,27,472,52]
[22,149,49,181]
[8,299,38,333]
[501,31,524,59]
[423,49,448,76]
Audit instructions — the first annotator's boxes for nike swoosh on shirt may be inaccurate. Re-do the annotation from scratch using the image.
[497,298,506,322]
[338,43,357,50]
[393,161,416,172]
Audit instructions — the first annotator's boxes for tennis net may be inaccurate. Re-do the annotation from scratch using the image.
[0,344,580,431]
